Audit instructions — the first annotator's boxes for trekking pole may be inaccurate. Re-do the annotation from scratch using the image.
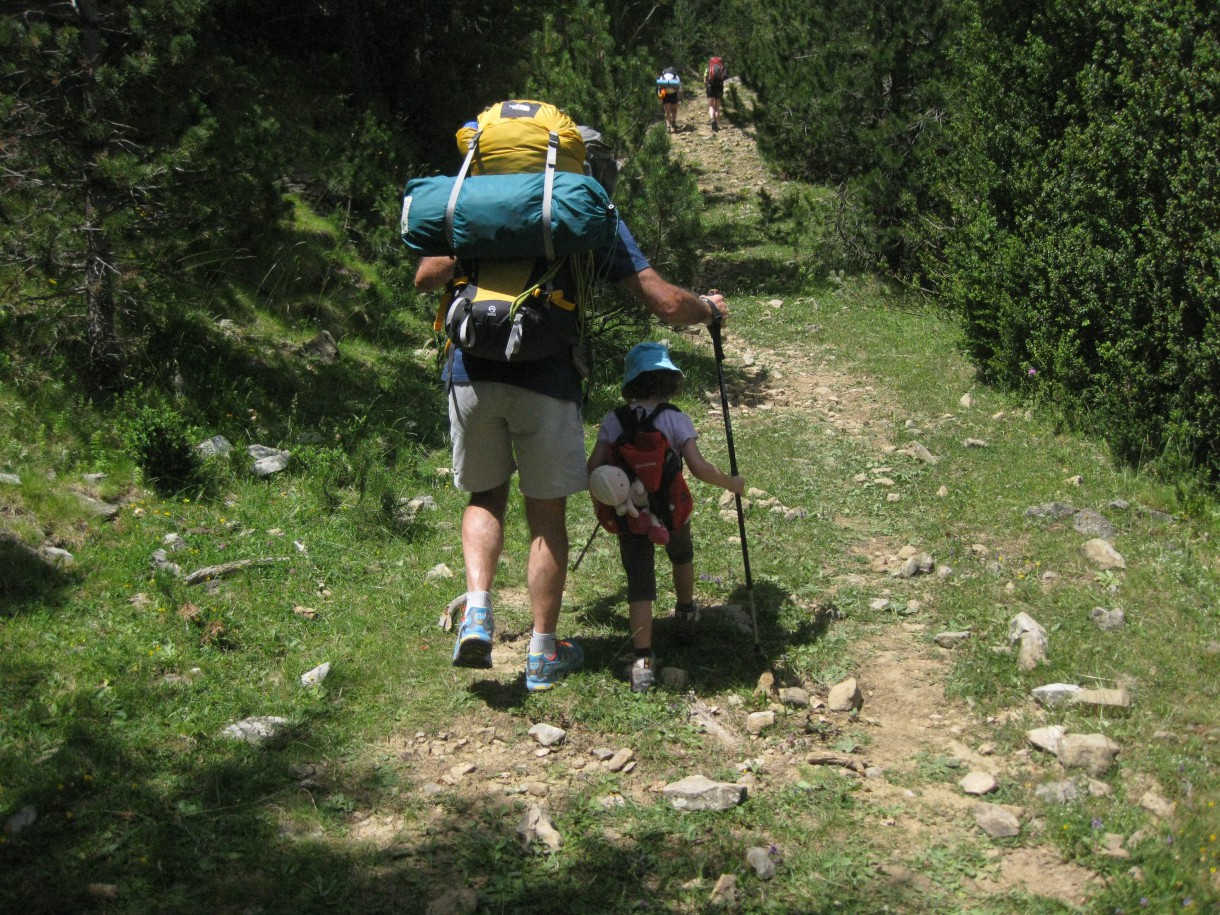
[708,310,762,657]
[571,522,599,572]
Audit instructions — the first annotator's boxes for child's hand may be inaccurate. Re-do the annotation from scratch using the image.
[729,475,745,496]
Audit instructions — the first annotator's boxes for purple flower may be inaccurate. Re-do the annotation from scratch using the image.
[1027,368,1037,376]
[1092,817,1104,829]
[1140,898,1149,907]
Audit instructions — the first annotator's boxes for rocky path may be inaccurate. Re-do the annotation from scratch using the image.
[663,95,1102,906]
[340,97,1162,913]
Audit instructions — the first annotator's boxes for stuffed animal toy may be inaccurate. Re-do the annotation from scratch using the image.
[589,465,669,545]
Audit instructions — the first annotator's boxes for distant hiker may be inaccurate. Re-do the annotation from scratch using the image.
[657,66,682,132]
[704,56,726,130]
[413,100,728,692]
[587,342,745,692]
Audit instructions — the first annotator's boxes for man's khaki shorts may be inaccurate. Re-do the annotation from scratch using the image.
[448,382,589,499]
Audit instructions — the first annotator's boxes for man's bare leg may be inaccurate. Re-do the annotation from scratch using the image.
[463,483,509,594]
[523,495,567,634]
[452,483,508,668]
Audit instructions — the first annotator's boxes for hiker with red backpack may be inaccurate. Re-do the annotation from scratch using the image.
[411,101,728,693]
[587,342,745,692]
[704,56,726,131]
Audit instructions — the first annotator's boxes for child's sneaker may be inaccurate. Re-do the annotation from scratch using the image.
[631,655,656,693]
[452,604,493,669]
[525,640,584,692]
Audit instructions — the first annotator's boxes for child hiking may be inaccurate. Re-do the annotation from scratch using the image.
[587,342,745,692]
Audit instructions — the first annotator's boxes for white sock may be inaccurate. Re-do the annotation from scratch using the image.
[467,590,492,611]
[530,631,557,656]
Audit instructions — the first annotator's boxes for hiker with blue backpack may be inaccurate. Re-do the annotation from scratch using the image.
[408,101,727,692]
[657,67,682,132]
[587,342,745,692]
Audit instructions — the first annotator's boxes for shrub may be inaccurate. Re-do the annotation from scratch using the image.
[118,395,201,493]
[932,0,1220,478]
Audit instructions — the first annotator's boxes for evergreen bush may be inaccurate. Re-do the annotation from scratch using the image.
[931,0,1220,477]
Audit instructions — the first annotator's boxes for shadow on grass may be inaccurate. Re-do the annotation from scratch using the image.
[0,641,927,915]
[0,537,78,617]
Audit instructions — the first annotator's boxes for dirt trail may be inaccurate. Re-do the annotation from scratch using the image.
[665,95,1101,906]
[343,98,1101,911]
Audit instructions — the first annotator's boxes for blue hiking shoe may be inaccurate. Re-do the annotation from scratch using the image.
[525,640,584,692]
[452,604,493,669]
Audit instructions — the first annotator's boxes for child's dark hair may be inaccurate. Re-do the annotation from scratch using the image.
[622,369,683,402]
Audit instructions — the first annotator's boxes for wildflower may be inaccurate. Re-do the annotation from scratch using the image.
[1092,817,1104,829]
[1027,368,1037,376]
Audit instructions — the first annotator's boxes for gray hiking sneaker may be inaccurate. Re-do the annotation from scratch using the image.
[631,655,656,693]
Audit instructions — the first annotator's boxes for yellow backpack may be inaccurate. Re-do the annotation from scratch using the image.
[454,100,586,176]
[438,101,601,368]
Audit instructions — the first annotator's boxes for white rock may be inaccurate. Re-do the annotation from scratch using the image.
[222,715,290,745]
[528,723,566,747]
[1083,539,1126,570]
[960,771,998,796]
[746,711,775,734]
[1027,725,1066,754]
[1032,683,1083,707]
[300,662,332,687]
[827,678,863,712]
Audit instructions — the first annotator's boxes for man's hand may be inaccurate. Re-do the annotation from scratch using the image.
[415,256,456,293]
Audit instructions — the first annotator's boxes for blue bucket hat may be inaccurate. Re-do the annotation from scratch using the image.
[623,342,683,386]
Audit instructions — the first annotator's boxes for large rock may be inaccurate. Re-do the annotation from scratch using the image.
[1033,683,1082,707]
[663,775,747,811]
[222,716,290,745]
[974,804,1020,838]
[1089,607,1126,631]
[960,771,998,796]
[1073,510,1118,538]
[1083,539,1126,570]
[528,723,566,747]
[1070,687,1131,710]
[827,677,863,712]
[248,444,291,477]
[1056,733,1120,776]
[1009,612,1049,670]
[1027,725,1066,754]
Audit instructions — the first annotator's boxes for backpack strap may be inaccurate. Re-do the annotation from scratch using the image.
[541,131,558,262]
[446,124,560,263]
[446,129,482,252]
[613,405,640,445]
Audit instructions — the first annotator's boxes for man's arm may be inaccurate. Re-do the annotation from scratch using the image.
[617,268,726,327]
[415,256,456,293]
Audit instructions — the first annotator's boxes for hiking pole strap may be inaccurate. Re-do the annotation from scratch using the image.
[541,131,558,262]
[445,129,481,253]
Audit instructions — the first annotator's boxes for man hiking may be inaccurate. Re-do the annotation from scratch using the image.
[413,102,727,691]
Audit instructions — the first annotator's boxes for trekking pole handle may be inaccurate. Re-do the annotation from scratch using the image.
[703,294,726,363]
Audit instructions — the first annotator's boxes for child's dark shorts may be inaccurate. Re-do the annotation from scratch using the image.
[618,521,694,602]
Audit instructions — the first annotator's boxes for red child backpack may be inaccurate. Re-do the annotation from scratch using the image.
[708,57,726,85]
[595,403,694,536]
